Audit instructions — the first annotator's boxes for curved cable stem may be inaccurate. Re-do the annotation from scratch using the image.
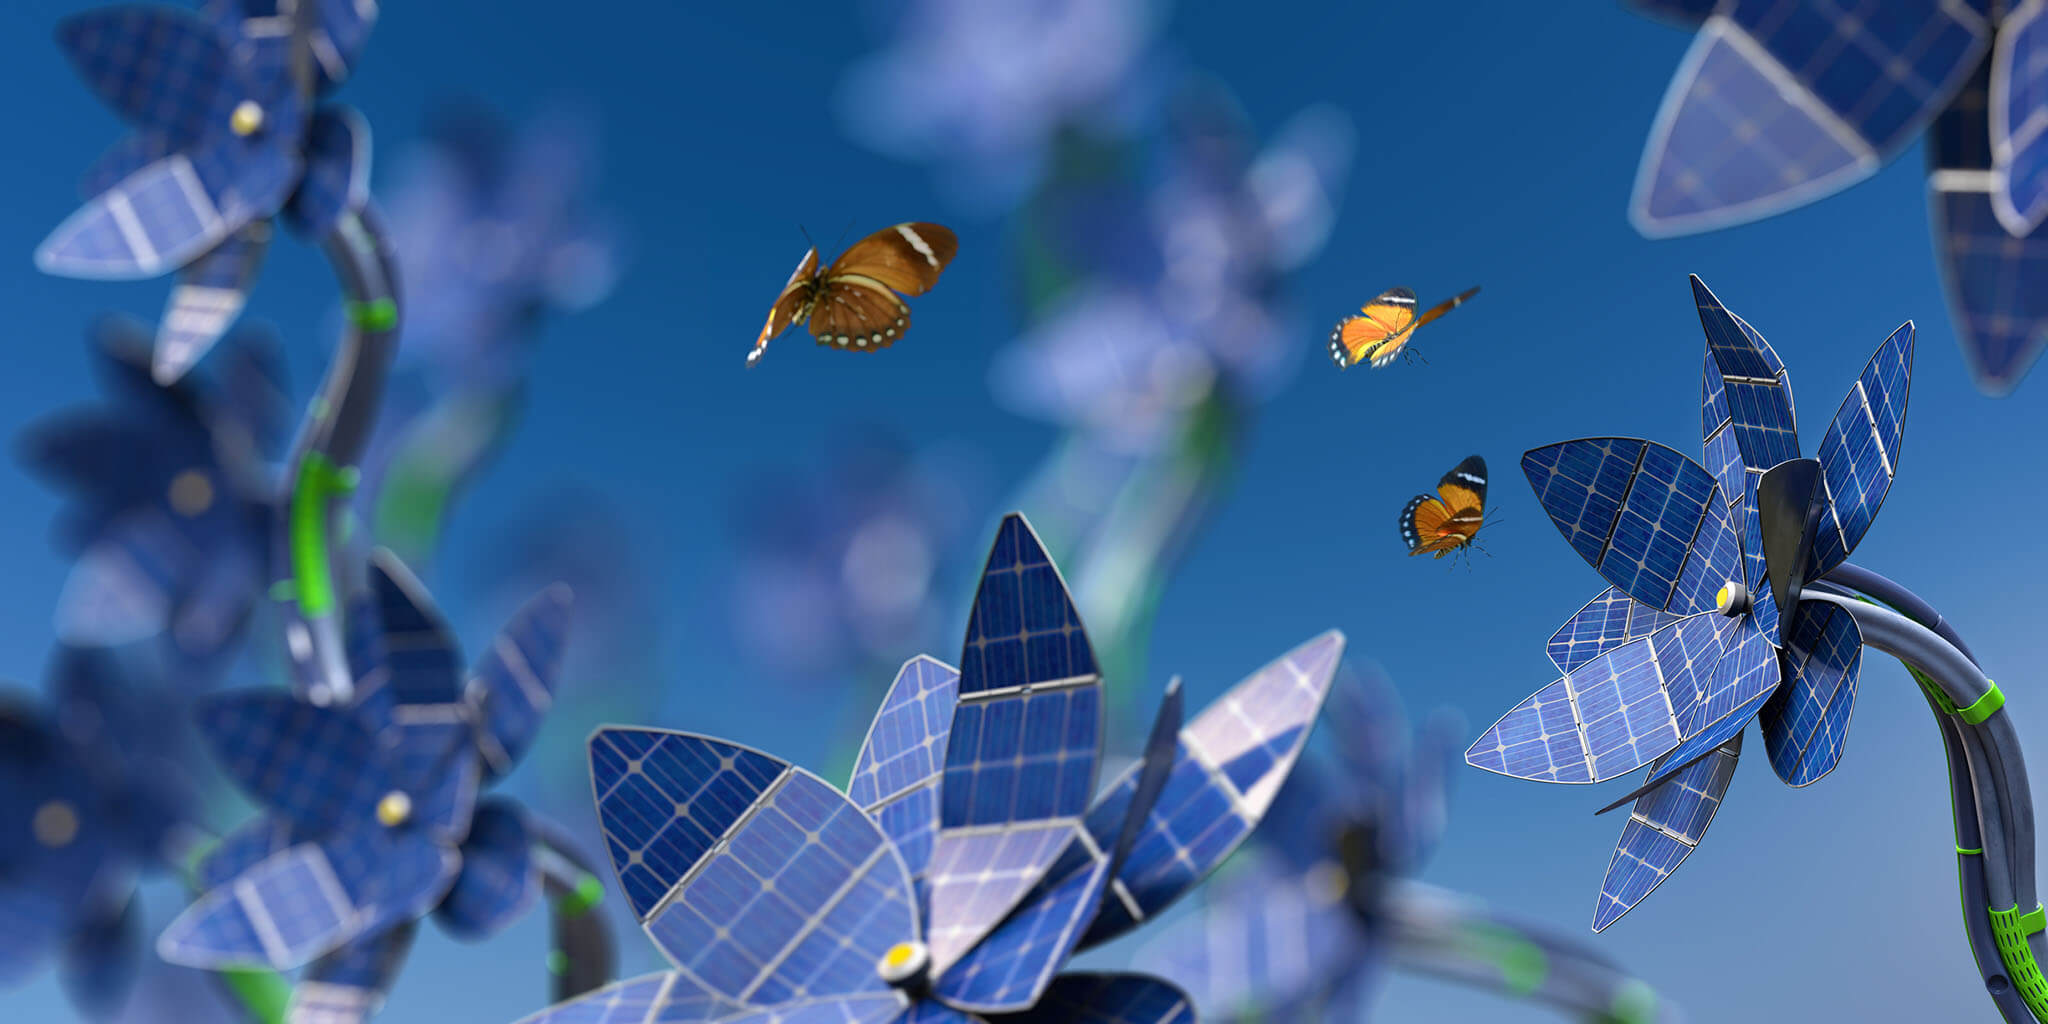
[271,205,401,705]
[1382,882,1677,1023]
[1806,572,2045,1023]
[528,815,618,1004]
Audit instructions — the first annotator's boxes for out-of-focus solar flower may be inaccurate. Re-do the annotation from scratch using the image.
[382,103,621,393]
[726,437,985,687]
[363,104,621,569]
[992,86,1353,452]
[0,646,211,1021]
[19,317,286,685]
[838,0,1164,210]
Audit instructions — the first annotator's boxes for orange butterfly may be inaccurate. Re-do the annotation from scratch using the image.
[1328,286,1480,369]
[746,222,959,367]
[1401,455,1488,559]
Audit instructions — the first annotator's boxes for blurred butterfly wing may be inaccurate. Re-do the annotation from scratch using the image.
[807,274,910,352]
[747,247,819,366]
[1435,455,1487,513]
[1412,286,1480,329]
[1331,287,1417,368]
[1400,494,1451,555]
[824,222,956,295]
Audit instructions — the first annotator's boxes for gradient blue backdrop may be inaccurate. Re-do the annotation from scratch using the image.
[1,2,2043,1021]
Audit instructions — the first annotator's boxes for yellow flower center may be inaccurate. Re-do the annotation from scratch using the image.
[231,100,265,136]
[169,469,214,517]
[376,791,413,828]
[33,800,78,848]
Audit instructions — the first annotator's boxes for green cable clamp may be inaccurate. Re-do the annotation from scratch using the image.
[547,950,569,977]
[283,452,359,618]
[1471,923,1548,995]
[557,873,605,917]
[1601,978,1660,1024]
[1959,682,2007,725]
[346,298,399,331]
[1989,903,2048,1019]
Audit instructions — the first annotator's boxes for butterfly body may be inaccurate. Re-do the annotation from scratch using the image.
[1401,454,1488,559]
[1329,285,1480,369]
[746,222,957,367]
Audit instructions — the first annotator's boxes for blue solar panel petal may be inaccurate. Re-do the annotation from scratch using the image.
[1466,613,1726,784]
[1593,736,1742,931]
[199,817,299,891]
[38,144,281,281]
[1548,587,1685,673]
[590,728,782,919]
[434,797,536,940]
[508,970,749,1024]
[386,718,478,842]
[287,106,370,237]
[1738,474,1779,645]
[714,995,914,1024]
[1695,276,1800,463]
[925,822,1076,971]
[1931,153,2048,395]
[932,848,1109,1011]
[589,729,913,1006]
[1129,849,1367,1019]
[80,131,178,200]
[58,893,141,1022]
[1000,972,1197,1024]
[957,514,1097,697]
[154,223,268,382]
[1761,601,1862,786]
[1627,616,1779,797]
[370,555,466,707]
[467,583,573,782]
[848,655,959,898]
[194,691,391,830]
[1813,322,1914,575]
[55,7,232,144]
[1995,2,2048,235]
[296,921,414,1020]
[1633,4,1989,235]
[1076,632,1342,949]
[1628,0,1719,27]
[158,831,455,970]
[1522,439,1732,615]
[52,513,183,646]
[207,0,380,94]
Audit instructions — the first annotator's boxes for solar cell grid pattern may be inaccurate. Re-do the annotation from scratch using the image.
[639,772,913,1006]
[1998,1,2048,230]
[1760,601,1862,785]
[1009,973,1197,1024]
[933,849,1109,1010]
[1468,613,1736,784]
[1813,323,1914,574]
[1077,633,1341,947]
[1932,179,2048,394]
[588,729,782,920]
[57,8,233,149]
[435,797,534,938]
[1547,587,1685,673]
[1522,439,1731,615]
[956,516,1097,697]
[938,686,1099,828]
[850,657,959,898]
[924,821,1075,970]
[512,970,748,1024]
[197,693,389,828]
[1594,738,1741,930]
[467,585,571,779]
[1636,1,1988,229]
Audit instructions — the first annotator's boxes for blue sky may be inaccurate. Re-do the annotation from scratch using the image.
[3,1,2047,1021]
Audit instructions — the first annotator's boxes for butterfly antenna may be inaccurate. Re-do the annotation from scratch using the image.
[798,224,817,250]
[831,217,856,252]
[1411,347,1432,367]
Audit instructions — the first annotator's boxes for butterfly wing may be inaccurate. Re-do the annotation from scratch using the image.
[1435,454,1487,514]
[823,222,957,295]
[1400,494,1454,556]
[1329,287,1417,369]
[745,247,818,367]
[807,274,911,352]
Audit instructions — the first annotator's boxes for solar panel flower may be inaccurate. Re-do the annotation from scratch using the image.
[1467,276,1913,931]
[19,316,286,685]
[1625,1,2048,395]
[516,513,1344,1024]
[155,553,573,1017]
[39,0,382,383]
[0,646,214,1020]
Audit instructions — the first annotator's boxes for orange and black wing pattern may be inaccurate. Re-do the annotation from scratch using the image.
[1400,455,1488,558]
[746,248,820,368]
[1329,288,1417,369]
[810,222,957,353]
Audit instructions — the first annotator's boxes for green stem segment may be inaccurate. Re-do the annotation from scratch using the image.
[282,451,359,618]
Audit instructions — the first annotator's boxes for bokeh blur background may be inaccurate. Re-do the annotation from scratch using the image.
[3,1,2047,1021]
